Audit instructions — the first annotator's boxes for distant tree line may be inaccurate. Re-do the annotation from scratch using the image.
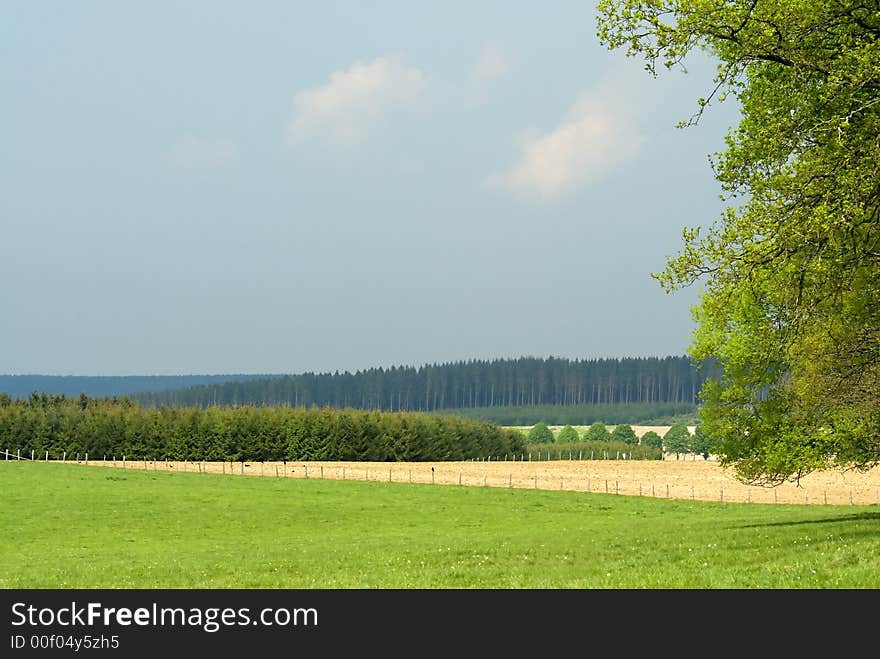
[521,422,716,460]
[519,440,662,461]
[131,356,718,412]
[452,401,698,426]
[0,393,524,462]
[0,374,277,400]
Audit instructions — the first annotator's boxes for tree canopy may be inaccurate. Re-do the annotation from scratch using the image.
[691,424,717,460]
[597,0,880,484]
[585,421,612,442]
[527,422,556,444]
[557,424,581,443]
[663,424,693,458]
[612,423,639,445]
[640,430,663,449]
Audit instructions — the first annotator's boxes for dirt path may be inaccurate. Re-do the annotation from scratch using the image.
[65,456,880,506]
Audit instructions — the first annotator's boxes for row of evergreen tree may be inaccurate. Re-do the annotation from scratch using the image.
[0,393,524,462]
[132,355,717,411]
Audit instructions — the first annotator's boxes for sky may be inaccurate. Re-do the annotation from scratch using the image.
[1,1,742,376]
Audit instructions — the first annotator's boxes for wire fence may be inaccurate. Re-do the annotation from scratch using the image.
[5,449,880,506]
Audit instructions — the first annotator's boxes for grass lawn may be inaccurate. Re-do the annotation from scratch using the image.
[2,462,878,588]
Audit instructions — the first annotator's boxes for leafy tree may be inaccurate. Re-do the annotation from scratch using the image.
[611,423,638,445]
[640,430,663,450]
[526,422,555,444]
[690,424,717,460]
[584,421,611,442]
[556,424,580,443]
[597,1,880,484]
[663,424,692,460]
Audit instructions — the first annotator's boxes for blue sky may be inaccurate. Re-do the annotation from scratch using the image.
[1,1,741,376]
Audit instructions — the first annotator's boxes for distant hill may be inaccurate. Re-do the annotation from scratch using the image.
[0,374,279,400]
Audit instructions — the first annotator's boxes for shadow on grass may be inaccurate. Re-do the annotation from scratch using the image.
[738,511,880,529]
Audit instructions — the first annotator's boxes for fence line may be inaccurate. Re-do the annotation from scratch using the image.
[5,449,878,506]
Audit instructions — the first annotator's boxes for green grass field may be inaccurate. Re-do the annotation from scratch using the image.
[2,462,878,588]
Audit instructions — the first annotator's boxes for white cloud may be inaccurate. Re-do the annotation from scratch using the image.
[487,86,642,201]
[286,56,428,147]
[170,135,236,172]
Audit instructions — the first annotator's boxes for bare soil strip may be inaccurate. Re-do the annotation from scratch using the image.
[54,457,880,506]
